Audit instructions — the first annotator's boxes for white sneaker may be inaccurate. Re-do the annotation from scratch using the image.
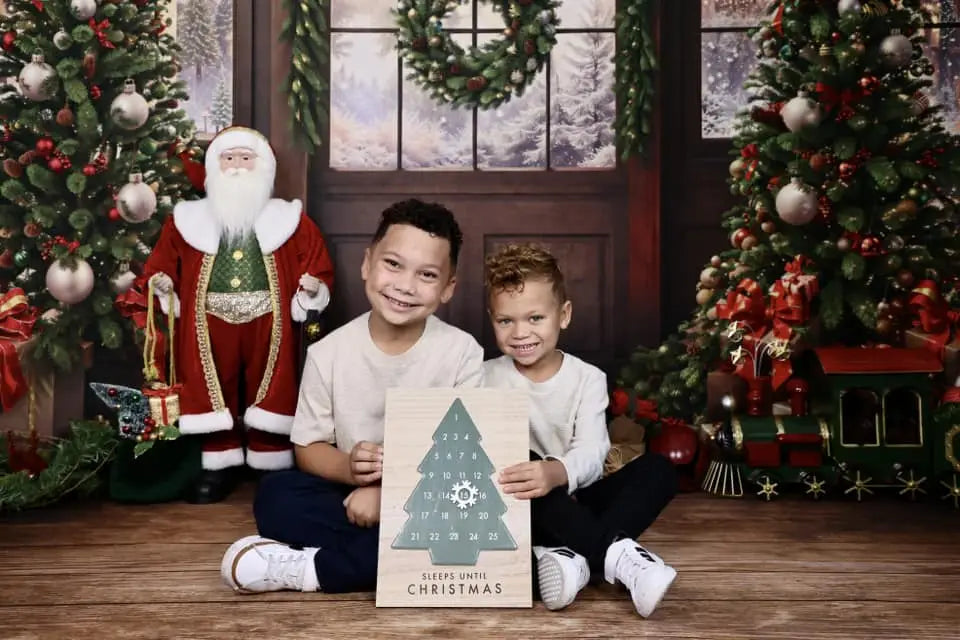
[603,538,676,617]
[221,535,320,593]
[534,546,591,611]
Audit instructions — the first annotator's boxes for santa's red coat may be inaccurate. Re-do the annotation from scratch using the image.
[142,197,334,435]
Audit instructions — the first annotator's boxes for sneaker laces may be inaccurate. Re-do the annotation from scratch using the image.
[616,547,659,587]
[263,551,307,590]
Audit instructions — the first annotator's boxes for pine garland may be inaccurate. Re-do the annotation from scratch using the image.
[396,0,559,110]
[280,0,329,152]
[615,0,656,159]
[0,420,118,513]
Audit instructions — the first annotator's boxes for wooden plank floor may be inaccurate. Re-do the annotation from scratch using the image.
[1,482,958,639]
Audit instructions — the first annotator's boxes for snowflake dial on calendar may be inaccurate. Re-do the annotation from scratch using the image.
[392,398,516,565]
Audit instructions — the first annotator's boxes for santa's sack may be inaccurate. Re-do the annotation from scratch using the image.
[108,435,202,503]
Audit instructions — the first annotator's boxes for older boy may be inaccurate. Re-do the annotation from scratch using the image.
[484,243,677,617]
[221,199,483,594]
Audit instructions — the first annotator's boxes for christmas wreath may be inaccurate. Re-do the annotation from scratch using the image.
[0,420,118,513]
[396,0,560,109]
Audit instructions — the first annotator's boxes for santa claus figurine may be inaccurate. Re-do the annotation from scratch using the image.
[143,126,334,503]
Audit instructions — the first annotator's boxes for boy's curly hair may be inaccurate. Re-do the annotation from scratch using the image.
[484,243,567,302]
[373,198,463,267]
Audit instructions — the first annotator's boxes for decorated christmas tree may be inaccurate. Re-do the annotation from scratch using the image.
[616,0,960,423]
[393,398,516,565]
[0,0,203,370]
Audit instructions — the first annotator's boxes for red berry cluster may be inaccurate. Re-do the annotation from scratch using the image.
[40,235,80,261]
[82,153,109,177]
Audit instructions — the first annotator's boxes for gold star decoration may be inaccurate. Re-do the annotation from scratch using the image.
[896,469,927,501]
[756,476,779,501]
[939,475,960,509]
[843,470,874,501]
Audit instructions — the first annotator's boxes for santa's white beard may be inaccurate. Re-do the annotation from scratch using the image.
[205,164,273,247]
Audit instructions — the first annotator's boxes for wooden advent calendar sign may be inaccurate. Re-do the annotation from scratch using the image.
[376,388,532,608]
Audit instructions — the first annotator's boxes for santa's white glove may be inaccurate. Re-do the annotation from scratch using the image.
[299,273,323,296]
[150,272,174,294]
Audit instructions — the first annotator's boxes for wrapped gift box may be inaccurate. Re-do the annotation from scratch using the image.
[0,341,94,439]
[904,328,960,383]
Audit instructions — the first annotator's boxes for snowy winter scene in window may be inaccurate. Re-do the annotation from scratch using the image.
[329,0,615,170]
[700,0,960,138]
[173,0,233,138]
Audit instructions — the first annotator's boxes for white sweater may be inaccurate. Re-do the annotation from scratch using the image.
[482,353,610,493]
[291,312,484,452]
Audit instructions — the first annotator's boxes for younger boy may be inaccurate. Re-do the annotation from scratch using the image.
[221,199,484,594]
[483,244,677,617]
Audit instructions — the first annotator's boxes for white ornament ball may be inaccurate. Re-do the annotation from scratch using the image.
[696,287,714,306]
[18,53,58,102]
[46,258,95,305]
[775,179,818,225]
[838,0,861,14]
[69,0,98,21]
[110,270,137,294]
[117,172,157,223]
[880,34,913,69]
[781,93,823,133]
[110,79,150,130]
[700,267,721,288]
[53,30,72,50]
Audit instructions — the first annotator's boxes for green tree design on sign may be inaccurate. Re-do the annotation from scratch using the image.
[392,398,517,565]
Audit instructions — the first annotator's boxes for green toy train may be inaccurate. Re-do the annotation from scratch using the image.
[701,347,960,506]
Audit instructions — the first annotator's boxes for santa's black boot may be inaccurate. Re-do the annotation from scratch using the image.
[186,467,242,504]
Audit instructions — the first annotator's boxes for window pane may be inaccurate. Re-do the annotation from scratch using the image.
[883,389,922,446]
[401,34,473,170]
[701,0,770,28]
[446,1,477,30]
[330,33,398,170]
[557,0,615,29]
[920,27,960,134]
[919,1,958,22]
[478,2,502,29]
[174,0,233,138]
[840,389,880,446]
[551,33,616,168]
[701,31,757,138]
[331,0,395,28]
[478,71,547,169]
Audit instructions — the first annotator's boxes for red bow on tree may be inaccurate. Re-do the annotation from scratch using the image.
[89,19,116,50]
[741,143,760,180]
[0,288,37,410]
[909,280,960,357]
[815,82,862,120]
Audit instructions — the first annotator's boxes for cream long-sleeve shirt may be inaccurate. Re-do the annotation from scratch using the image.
[482,353,610,493]
[291,312,484,452]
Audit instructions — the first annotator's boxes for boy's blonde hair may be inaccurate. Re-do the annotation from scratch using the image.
[484,243,567,303]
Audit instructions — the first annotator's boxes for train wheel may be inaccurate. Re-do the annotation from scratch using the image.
[895,467,928,501]
[841,468,875,502]
[940,474,960,509]
[752,472,779,501]
[800,471,827,500]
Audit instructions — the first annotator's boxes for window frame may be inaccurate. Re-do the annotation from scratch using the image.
[325,1,619,172]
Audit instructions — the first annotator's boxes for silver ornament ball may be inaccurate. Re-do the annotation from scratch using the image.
[69,0,98,21]
[880,33,913,69]
[781,93,823,133]
[775,179,818,226]
[18,53,58,102]
[53,30,73,50]
[838,0,861,14]
[46,258,95,305]
[110,79,150,130]
[117,172,157,223]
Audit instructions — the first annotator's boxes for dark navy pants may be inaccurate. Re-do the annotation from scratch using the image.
[531,451,678,575]
[253,470,379,593]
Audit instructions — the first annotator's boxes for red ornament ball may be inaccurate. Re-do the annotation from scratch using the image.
[144,417,156,428]
[2,31,15,52]
[107,387,118,397]
[35,137,54,156]
[108,207,121,221]
[82,164,96,177]
[47,157,63,172]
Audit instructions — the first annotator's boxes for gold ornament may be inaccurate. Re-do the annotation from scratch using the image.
[305,322,323,341]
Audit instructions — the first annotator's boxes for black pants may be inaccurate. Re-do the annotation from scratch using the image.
[531,451,678,576]
[254,469,379,593]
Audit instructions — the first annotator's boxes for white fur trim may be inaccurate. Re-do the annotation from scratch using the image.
[179,409,233,435]
[205,127,276,185]
[202,447,244,471]
[244,406,294,435]
[291,282,330,322]
[255,199,302,254]
[158,291,181,318]
[173,198,301,256]
[246,448,294,471]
